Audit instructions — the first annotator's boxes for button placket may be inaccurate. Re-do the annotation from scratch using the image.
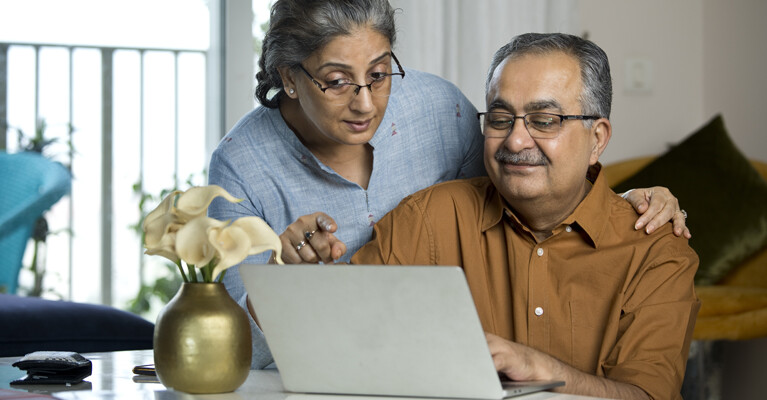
[528,244,548,348]
[532,247,545,320]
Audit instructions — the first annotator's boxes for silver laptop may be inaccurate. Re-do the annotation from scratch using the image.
[240,264,564,399]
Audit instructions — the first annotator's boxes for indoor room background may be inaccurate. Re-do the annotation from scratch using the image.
[1,1,765,398]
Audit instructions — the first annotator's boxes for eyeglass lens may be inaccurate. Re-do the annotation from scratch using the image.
[323,73,403,106]
[480,112,564,139]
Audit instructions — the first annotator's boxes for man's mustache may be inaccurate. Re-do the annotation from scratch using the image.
[494,148,548,166]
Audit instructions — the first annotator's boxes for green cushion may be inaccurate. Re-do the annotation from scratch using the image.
[613,115,767,285]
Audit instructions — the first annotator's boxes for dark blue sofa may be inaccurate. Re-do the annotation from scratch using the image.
[0,294,154,357]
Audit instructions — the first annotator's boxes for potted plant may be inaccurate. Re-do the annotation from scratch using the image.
[143,184,283,393]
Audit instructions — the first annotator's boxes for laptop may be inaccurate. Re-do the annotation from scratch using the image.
[240,264,564,399]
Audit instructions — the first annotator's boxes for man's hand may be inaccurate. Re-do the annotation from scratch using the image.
[623,187,691,238]
[486,333,555,382]
[486,333,649,399]
[279,212,347,264]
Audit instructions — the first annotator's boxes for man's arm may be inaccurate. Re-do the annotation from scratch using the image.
[487,334,649,399]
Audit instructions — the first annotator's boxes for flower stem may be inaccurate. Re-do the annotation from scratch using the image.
[176,260,189,283]
[187,264,198,283]
[217,269,227,283]
[202,261,214,283]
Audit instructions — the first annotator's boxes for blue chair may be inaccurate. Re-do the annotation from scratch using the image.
[0,152,154,356]
[0,151,71,294]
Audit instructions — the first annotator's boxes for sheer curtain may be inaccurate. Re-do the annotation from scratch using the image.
[389,0,579,109]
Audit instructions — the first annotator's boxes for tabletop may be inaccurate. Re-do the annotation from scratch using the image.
[0,350,608,400]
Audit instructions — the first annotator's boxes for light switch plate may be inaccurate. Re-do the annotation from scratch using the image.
[625,58,653,94]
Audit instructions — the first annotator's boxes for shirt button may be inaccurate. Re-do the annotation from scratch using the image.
[534,307,544,316]
[536,248,544,256]
[565,226,572,233]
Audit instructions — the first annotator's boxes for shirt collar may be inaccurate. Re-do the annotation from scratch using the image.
[561,163,610,248]
[481,180,505,233]
[481,163,612,248]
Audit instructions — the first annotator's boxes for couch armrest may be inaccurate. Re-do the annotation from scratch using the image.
[602,156,656,187]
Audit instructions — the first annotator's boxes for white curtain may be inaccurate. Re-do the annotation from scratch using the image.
[389,0,580,109]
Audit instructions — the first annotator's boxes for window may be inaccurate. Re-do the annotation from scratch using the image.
[1,0,210,314]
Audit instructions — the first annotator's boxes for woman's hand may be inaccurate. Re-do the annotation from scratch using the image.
[278,212,347,264]
[623,187,691,238]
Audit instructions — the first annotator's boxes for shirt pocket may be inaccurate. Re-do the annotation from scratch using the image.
[568,299,609,372]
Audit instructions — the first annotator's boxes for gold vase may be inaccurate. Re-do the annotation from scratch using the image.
[154,282,252,393]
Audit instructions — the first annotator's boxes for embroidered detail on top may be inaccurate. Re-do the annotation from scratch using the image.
[455,103,462,117]
[391,122,398,136]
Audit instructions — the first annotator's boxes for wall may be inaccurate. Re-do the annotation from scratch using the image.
[579,0,767,164]
[578,0,706,164]
[702,0,767,162]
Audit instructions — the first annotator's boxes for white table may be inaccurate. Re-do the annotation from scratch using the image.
[0,350,608,399]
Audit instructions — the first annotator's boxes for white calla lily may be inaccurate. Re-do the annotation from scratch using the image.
[143,190,182,229]
[144,213,179,250]
[145,229,180,263]
[175,216,228,267]
[208,225,252,282]
[174,185,242,222]
[143,185,283,283]
[230,217,283,264]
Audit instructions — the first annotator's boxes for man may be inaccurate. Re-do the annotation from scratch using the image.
[350,33,700,399]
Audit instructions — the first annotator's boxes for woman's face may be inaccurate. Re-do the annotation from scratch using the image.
[280,26,394,148]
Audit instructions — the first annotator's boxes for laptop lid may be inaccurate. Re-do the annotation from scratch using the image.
[241,264,563,399]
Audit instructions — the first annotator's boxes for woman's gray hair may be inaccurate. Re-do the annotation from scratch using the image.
[485,33,612,120]
[256,0,397,108]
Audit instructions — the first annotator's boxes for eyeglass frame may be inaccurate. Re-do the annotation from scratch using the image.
[297,52,406,98]
[476,111,600,139]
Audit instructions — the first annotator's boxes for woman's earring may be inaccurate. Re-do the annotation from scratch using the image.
[289,88,295,94]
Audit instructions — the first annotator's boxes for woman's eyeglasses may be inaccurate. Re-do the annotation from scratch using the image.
[298,52,405,106]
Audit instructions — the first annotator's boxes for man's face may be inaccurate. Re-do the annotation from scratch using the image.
[483,51,608,209]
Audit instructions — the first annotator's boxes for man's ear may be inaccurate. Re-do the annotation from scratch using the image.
[278,66,298,99]
[589,118,612,165]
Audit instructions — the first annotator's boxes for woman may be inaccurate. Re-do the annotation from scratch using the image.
[208,0,688,368]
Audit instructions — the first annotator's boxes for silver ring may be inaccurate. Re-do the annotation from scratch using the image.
[295,240,306,251]
[680,209,688,219]
[304,230,316,241]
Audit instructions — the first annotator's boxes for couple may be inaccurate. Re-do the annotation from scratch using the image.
[208,1,698,399]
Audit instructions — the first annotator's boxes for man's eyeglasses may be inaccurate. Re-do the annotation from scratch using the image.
[298,52,405,106]
[477,111,600,139]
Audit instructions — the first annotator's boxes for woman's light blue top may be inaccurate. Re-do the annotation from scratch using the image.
[208,68,485,368]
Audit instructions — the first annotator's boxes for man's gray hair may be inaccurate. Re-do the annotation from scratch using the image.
[255,0,397,108]
[485,33,612,120]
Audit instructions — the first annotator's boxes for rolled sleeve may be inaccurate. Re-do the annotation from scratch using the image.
[602,240,700,399]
